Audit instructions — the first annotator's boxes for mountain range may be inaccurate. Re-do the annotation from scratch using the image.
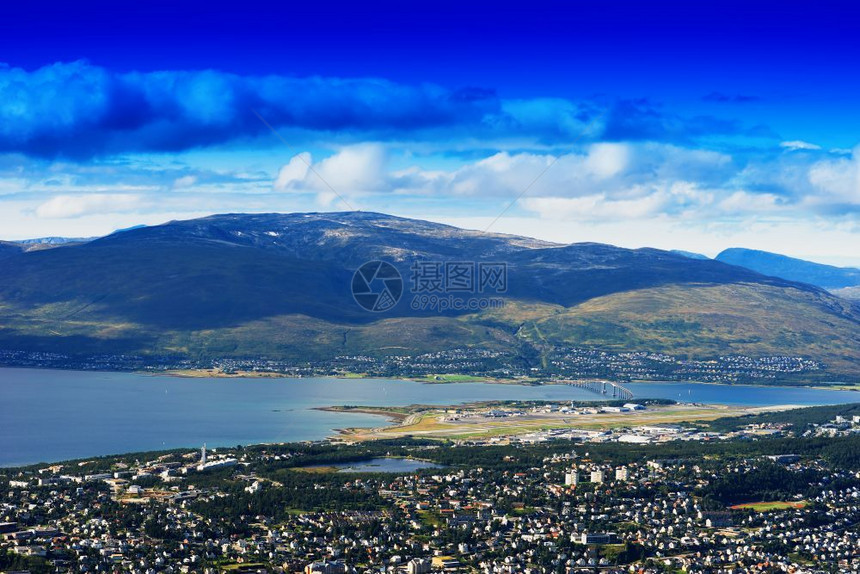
[715,248,860,296]
[0,212,858,381]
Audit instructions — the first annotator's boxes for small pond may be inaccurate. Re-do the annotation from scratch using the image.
[331,457,443,473]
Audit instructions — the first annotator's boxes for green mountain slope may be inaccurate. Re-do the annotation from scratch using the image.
[495,283,860,373]
[0,212,858,381]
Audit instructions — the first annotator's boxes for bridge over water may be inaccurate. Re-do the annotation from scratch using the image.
[564,380,634,401]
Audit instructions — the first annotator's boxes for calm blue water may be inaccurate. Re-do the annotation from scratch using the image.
[1,368,857,466]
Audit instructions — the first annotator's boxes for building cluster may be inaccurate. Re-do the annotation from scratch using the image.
[546,348,822,383]
[0,346,823,385]
[332,350,516,379]
[509,424,788,447]
[440,402,645,423]
[441,403,783,447]
[805,414,860,438]
[3,441,859,573]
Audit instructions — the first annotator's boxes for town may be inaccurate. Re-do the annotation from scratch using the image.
[3,403,860,573]
[0,347,827,387]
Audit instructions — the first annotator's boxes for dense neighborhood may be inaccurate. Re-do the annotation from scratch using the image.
[3,406,860,574]
[0,347,825,386]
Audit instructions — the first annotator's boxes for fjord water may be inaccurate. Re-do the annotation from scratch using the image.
[1,367,857,466]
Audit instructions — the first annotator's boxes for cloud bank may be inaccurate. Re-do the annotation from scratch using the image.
[0,61,770,159]
[267,141,860,221]
[0,62,857,264]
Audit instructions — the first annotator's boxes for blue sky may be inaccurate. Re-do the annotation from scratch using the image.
[1,0,859,264]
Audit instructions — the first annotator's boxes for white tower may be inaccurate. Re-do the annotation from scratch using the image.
[201,443,207,464]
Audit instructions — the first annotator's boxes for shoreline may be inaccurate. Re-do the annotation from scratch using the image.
[315,405,411,423]
[148,370,860,391]
[0,400,845,468]
[1,364,856,390]
[3,367,859,467]
[155,370,860,392]
[161,369,533,386]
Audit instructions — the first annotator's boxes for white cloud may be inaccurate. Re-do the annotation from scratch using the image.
[780,140,821,151]
[519,181,719,222]
[274,152,311,190]
[266,143,789,223]
[584,143,629,178]
[268,143,735,212]
[313,143,387,191]
[35,194,142,218]
[0,177,28,196]
[448,144,730,201]
[172,175,197,189]
[718,191,785,213]
[521,192,669,221]
[2,133,858,266]
[315,191,340,207]
[449,152,553,196]
[807,147,860,204]
[273,144,387,207]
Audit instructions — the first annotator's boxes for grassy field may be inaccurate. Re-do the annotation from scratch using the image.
[417,510,444,527]
[220,563,268,572]
[811,383,860,391]
[291,465,341,474]
[417,374,489,383]
[730,501,808,511]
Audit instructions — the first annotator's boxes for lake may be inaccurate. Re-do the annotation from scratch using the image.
[1,367,858,466]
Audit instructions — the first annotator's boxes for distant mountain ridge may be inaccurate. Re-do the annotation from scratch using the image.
[15,236,94,245]
[0,236,94,257]
[0,212,858,381]
[716,248,860,290]
[670,250,710,260]
[0,212,801,328]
